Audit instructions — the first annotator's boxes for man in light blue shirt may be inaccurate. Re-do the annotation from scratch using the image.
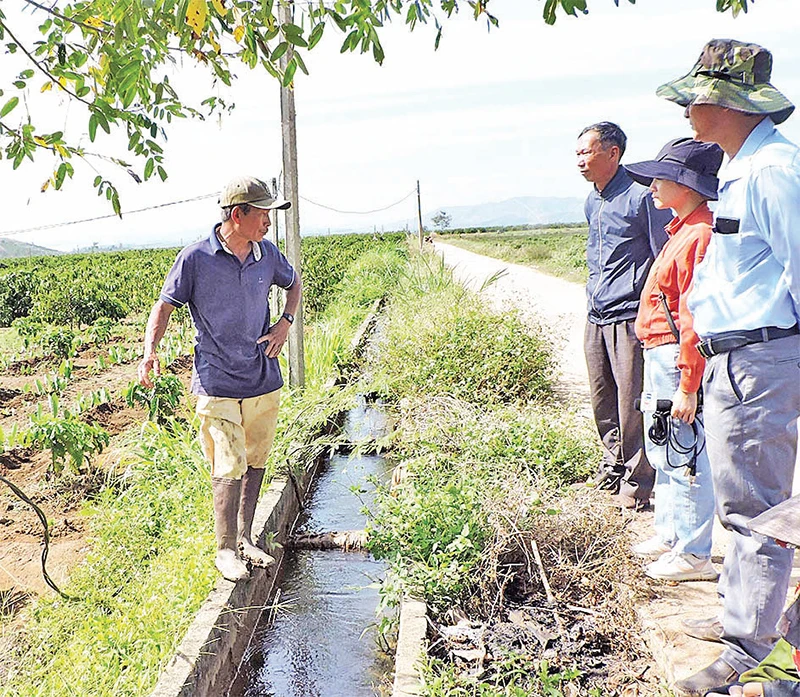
[657,40,800,696]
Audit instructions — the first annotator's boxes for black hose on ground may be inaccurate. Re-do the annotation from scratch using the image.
[0,474,74,600]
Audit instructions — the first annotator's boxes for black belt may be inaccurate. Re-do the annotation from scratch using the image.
[697,325,800,359]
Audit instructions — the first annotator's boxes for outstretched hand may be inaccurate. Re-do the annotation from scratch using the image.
[138,354,160,388]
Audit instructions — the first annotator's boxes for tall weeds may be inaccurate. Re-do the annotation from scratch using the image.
[364,251,649,696]
[374,253,553,405]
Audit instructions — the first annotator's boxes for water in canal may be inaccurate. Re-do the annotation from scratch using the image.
[229,397,393,697]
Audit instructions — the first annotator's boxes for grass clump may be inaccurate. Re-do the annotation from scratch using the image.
[375,256,553,405]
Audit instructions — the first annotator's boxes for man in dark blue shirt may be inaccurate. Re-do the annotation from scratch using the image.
[138,175,302,582]
[577,122,671,509]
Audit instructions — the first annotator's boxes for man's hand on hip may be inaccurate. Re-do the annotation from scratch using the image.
[257,320,291,359]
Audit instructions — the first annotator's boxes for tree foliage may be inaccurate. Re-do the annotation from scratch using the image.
[431,210,451,231]
[0,0,754,209]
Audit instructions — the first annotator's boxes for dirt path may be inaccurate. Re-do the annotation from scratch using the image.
[432,240,783,692]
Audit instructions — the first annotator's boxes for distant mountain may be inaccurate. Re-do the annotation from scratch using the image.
[0,238,61,259]
[425,196,585,229]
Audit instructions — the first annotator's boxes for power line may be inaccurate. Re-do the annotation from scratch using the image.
[299,189,416,215]
[0,186,418,239]
[0,192,218,238]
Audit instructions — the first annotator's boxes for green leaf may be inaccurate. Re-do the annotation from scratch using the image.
[282,58,297,87]
[111,190,121,218]
[94,110,110,134]
[285,32,308,48]
[157,165,168,181]
[341,30,359,53]
[0,96,19,118]
[55,162,67,189]
[20,68,34,79]
[88,113,98,142]
[282,23,304,37]
[13,80,25,89]
[144,157,155,180]
[308,23,324,50]
[294,50,308,75]
[270,42,288,62]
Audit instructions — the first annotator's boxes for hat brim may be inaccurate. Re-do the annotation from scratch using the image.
[747,495,800,548]
[248,198,292,210]
[657,74,795,125]
[625,161,719,201]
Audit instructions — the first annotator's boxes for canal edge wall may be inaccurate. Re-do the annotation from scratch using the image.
[392,597,428,697]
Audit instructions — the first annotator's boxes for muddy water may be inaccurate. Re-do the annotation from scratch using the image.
[229,398,393,697]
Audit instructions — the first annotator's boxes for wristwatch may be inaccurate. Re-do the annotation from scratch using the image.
[281,312,295,325]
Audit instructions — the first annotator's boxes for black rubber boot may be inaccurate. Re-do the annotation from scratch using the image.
[237,467,276,568]
[211,477,249,582]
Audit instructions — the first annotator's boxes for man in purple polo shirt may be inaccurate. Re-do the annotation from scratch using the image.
[138,175,302,582]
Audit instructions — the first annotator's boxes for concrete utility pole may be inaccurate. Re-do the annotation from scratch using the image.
[269,176,280,321]
[279,0,305,389]
[416,180,424,249]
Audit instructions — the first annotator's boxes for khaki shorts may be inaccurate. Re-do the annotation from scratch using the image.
[197,389,281,479]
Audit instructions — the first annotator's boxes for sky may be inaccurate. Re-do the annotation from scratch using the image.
[3,0,800,251]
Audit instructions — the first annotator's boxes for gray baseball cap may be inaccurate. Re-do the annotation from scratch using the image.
[219,176,291,210]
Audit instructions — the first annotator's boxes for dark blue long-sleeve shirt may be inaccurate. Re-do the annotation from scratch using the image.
[584,166,671,325]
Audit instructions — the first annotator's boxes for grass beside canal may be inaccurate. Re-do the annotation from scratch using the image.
[365,251,653,696]
[438,225,589,283]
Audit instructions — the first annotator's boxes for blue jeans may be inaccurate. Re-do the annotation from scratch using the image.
[642,343,715,558]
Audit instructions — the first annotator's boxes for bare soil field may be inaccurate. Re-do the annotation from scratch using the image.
[0,335,192,603]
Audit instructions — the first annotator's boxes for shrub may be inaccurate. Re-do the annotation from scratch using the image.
[0,270,38,326]
[378,286,553,405]
[42,326,77,359]
[124,375,184,424]
[34,280,127,327]
[11,316,43,348]
[28,411,110,474]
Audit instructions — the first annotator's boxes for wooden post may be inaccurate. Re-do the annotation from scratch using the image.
[279,0,305,389]
[416,179,424,249]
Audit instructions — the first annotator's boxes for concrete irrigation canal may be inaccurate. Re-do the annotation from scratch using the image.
[149,391,401,697]
[229,397,393,696]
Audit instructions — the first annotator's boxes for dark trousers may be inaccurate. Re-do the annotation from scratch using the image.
[584,319,652,500]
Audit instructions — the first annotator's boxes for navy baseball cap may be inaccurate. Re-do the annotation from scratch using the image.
[625,138,723,201]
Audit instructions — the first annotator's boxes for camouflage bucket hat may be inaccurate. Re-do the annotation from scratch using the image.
[657,39,795,124]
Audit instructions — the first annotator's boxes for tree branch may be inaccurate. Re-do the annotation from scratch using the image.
[0,18,95,108]
[22,0,111,36]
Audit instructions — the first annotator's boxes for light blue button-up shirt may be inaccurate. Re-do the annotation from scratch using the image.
[688,118,800,338]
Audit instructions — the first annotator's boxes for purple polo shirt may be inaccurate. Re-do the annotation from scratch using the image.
[160,226,296,399]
